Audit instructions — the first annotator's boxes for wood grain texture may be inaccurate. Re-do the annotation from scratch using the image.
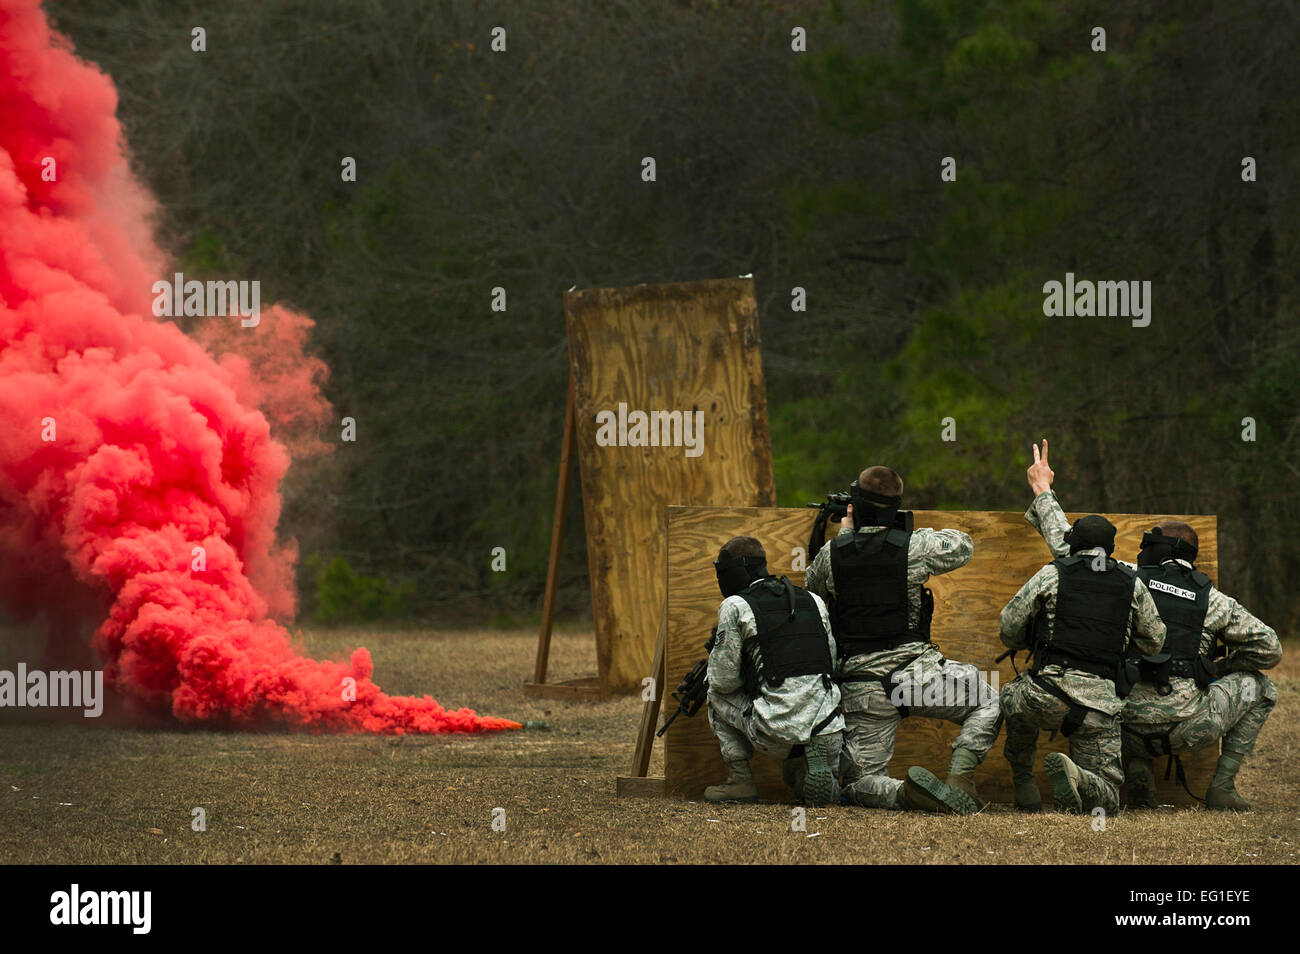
[566,278,776,693]
[663,506,1219,806]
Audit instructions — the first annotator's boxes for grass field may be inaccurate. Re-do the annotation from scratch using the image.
[1,627,1297,864]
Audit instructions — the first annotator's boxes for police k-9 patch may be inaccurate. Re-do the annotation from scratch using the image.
[1148,579,1196,601]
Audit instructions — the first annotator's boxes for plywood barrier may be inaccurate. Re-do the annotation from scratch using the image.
[565,278,776,694]
[664,506,1219,806]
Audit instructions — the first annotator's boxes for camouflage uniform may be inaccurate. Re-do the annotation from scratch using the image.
[706,585,845,797]
[998,528,1167,814]
[1025,491,1281,788]
[805,524,1001,809]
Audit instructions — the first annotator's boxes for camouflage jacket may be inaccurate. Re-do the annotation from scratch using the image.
[999,523,1166,715]
[805,522,973,678]
[1025,490,1281,722]
[707,584,845,743]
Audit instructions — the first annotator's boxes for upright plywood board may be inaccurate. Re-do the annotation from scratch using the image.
[664,506,1219,806]
[566,278,776,694]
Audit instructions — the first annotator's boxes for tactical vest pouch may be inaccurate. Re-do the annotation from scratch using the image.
[1117,659,1138,699]
[1138,652,1173,696]
[1192,654,1218,690]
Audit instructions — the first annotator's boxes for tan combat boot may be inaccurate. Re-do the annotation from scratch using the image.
[1206,752,1251,812]
[704,760,758,804]
[899,766,979,815]
[1043,752,1083,813]
[1206,786,1251,812]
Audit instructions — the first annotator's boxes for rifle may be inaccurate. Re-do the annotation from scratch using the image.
[656,629,718,737]
[995,613,1038,675]
[805,492,851,562]
[805,493,917,562]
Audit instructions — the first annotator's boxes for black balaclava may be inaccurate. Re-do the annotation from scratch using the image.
[848,480,903,529]
[714,548,768,598]
[1063,514,1117,555]
[1137,527,1198,567]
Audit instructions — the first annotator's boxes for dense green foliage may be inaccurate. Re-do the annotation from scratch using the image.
[48,0,1298,631]
[309,556,414,624]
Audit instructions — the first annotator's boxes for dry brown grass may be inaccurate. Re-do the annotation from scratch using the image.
[0,627,1296,864]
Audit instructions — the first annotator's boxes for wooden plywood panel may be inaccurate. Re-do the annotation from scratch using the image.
[664,506,1219,806]
[566,278,776,694]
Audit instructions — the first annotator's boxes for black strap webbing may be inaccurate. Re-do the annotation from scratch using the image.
[1165,754,1203,803]
[811,705,842,738]
[837,666,912,718]
[1123,727,1205,804]
[1029,672,1094,737]
[1125,726,1173,758]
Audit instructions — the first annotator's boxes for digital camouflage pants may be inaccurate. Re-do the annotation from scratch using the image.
[839,653,1002,809]
[1001,674,1122,815]
[1123,671,1277,762]
[708,689,844,796]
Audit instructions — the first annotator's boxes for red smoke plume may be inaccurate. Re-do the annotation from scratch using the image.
[0,0,518,732]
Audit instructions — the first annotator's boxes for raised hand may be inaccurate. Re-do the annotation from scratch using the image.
[1027,438,1054,495]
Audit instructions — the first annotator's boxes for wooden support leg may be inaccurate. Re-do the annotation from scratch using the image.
[532,370,577,686]
[617,602,669,797]
[629,602,668,777]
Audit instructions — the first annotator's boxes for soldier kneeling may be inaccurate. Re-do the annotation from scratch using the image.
[703,536,846,807]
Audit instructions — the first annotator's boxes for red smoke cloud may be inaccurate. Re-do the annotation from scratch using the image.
[0,0,518,733]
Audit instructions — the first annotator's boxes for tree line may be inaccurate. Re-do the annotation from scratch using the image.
[47,0,1298,634]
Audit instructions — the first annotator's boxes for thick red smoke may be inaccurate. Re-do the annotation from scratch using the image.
[0,0,518,733]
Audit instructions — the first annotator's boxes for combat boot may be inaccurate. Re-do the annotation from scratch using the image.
[1126,756,1158,810]
[704,760,758,804]
[1206,751,1251,812]
[801,735,836,808]
[899,766,979,815]
[1010,765,1042,813]
[1206,786,1251,811]
[945,746,983,806]
[1043,752,1084,813]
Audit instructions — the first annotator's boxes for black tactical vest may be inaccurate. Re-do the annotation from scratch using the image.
[735,578,832,697]
[1034,555,1135,679]
[1137,562,1213,684]
[828,527,932,656]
